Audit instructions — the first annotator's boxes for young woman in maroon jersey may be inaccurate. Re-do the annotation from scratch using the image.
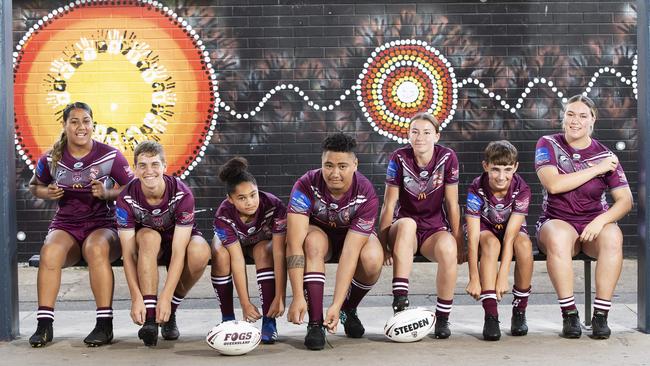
[211,157,287,344]
[535,95,632,339]
[28,102,134,347]
[378,112,464,339]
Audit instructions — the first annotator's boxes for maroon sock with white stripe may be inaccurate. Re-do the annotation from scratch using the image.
[304,272,326,324]
[36,306,54,326]
[435,297,453,319]
[480,290,498,318]
[256,267,275,316]
[211,275,235,319]
[558,295,577,315]
[342,278,374,310]
[171,292,184,315]
[593,297,612,316]
[512,286,531,311]
[392,277,409,296]
[143,295,157,321]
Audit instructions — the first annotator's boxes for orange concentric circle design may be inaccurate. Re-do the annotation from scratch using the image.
[356,40,457,143]
[13,0,218,178]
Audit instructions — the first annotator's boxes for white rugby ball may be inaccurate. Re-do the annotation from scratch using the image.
[384,308,436,343]
[206,320,261,355]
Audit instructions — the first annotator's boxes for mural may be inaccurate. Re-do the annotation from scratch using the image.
[13,0,639,259]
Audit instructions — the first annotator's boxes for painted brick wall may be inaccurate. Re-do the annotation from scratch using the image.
[13,0,638,260]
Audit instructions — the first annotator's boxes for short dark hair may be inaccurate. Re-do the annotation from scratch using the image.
[484,140,518,166]
[218,157,257,194]
[322,133,357,153]
[63,102,93,121]
[134,140,166,165]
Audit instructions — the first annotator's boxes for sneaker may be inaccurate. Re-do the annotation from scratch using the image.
[482,315,501,341]
[392,295,410,314]
[304,322,326,350]
[138,319,159,346]
[83,319,113,346]
[339,308,365,338]
[434,316,451,339]
[591,311,611,339]
[561,310,582,339]
[261,316,278,344]
[510,308,528,336]
[161,313,180,341]
[29,322,53,348]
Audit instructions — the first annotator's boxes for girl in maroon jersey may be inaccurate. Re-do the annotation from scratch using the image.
[379,112,464,339]
[211,157,287,344]
[28,102,134,347]
[535,95,632,339]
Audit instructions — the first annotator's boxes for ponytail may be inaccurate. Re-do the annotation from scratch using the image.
[50,131,67,175]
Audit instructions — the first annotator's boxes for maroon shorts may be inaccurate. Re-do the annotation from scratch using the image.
[142,227,204,266]
[536,217,589,238]
[480,222,528,241]
[49,219,117,245]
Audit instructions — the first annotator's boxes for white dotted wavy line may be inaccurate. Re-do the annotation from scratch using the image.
[459,54,638,114]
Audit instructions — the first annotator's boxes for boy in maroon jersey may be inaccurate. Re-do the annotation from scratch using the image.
[535,95,632,339]
[29,102,133,347]
[379,113,463,339]
[212,157,287,344]
[465,141,534,341]
[286,133,383,350]
[116,141,210,346]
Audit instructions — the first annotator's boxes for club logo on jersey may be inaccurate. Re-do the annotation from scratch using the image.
[289,190,311,213]
[329,203,339,209]
[386,159,398,180]
[73,172,82,182]
[116,207,129,227]
[467,193,483,212]
[535,147,551,165]
[152,216,164,228]
[247,226,256,234]
[179,211,194,225]
[419,171,429,178]
[572,153,581,160]
[495,204,504,210]
[73,161,84,169]
[152,209,161,215]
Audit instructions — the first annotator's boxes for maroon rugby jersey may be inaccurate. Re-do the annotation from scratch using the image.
[115,175,196,235]
[287,169,378,236]
[213,191,287,247]
[385,145,459,232]
[35,140,133,225]
[465,172,530,235]
[534,134,628,225]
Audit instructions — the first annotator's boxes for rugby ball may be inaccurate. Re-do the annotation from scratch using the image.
[206,320,261,355]
[384,308,436,343]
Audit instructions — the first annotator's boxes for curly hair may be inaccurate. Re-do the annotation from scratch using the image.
[218,157,257,194]
[321,132,357,153]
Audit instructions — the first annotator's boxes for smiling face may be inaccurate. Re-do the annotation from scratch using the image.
[408,118,440,155]
[135,153,166,191]
[228,181,260,218]
[563,101,595,143]
[483,161,518,195]
[64,108,94,148]
[321,150,358,195]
